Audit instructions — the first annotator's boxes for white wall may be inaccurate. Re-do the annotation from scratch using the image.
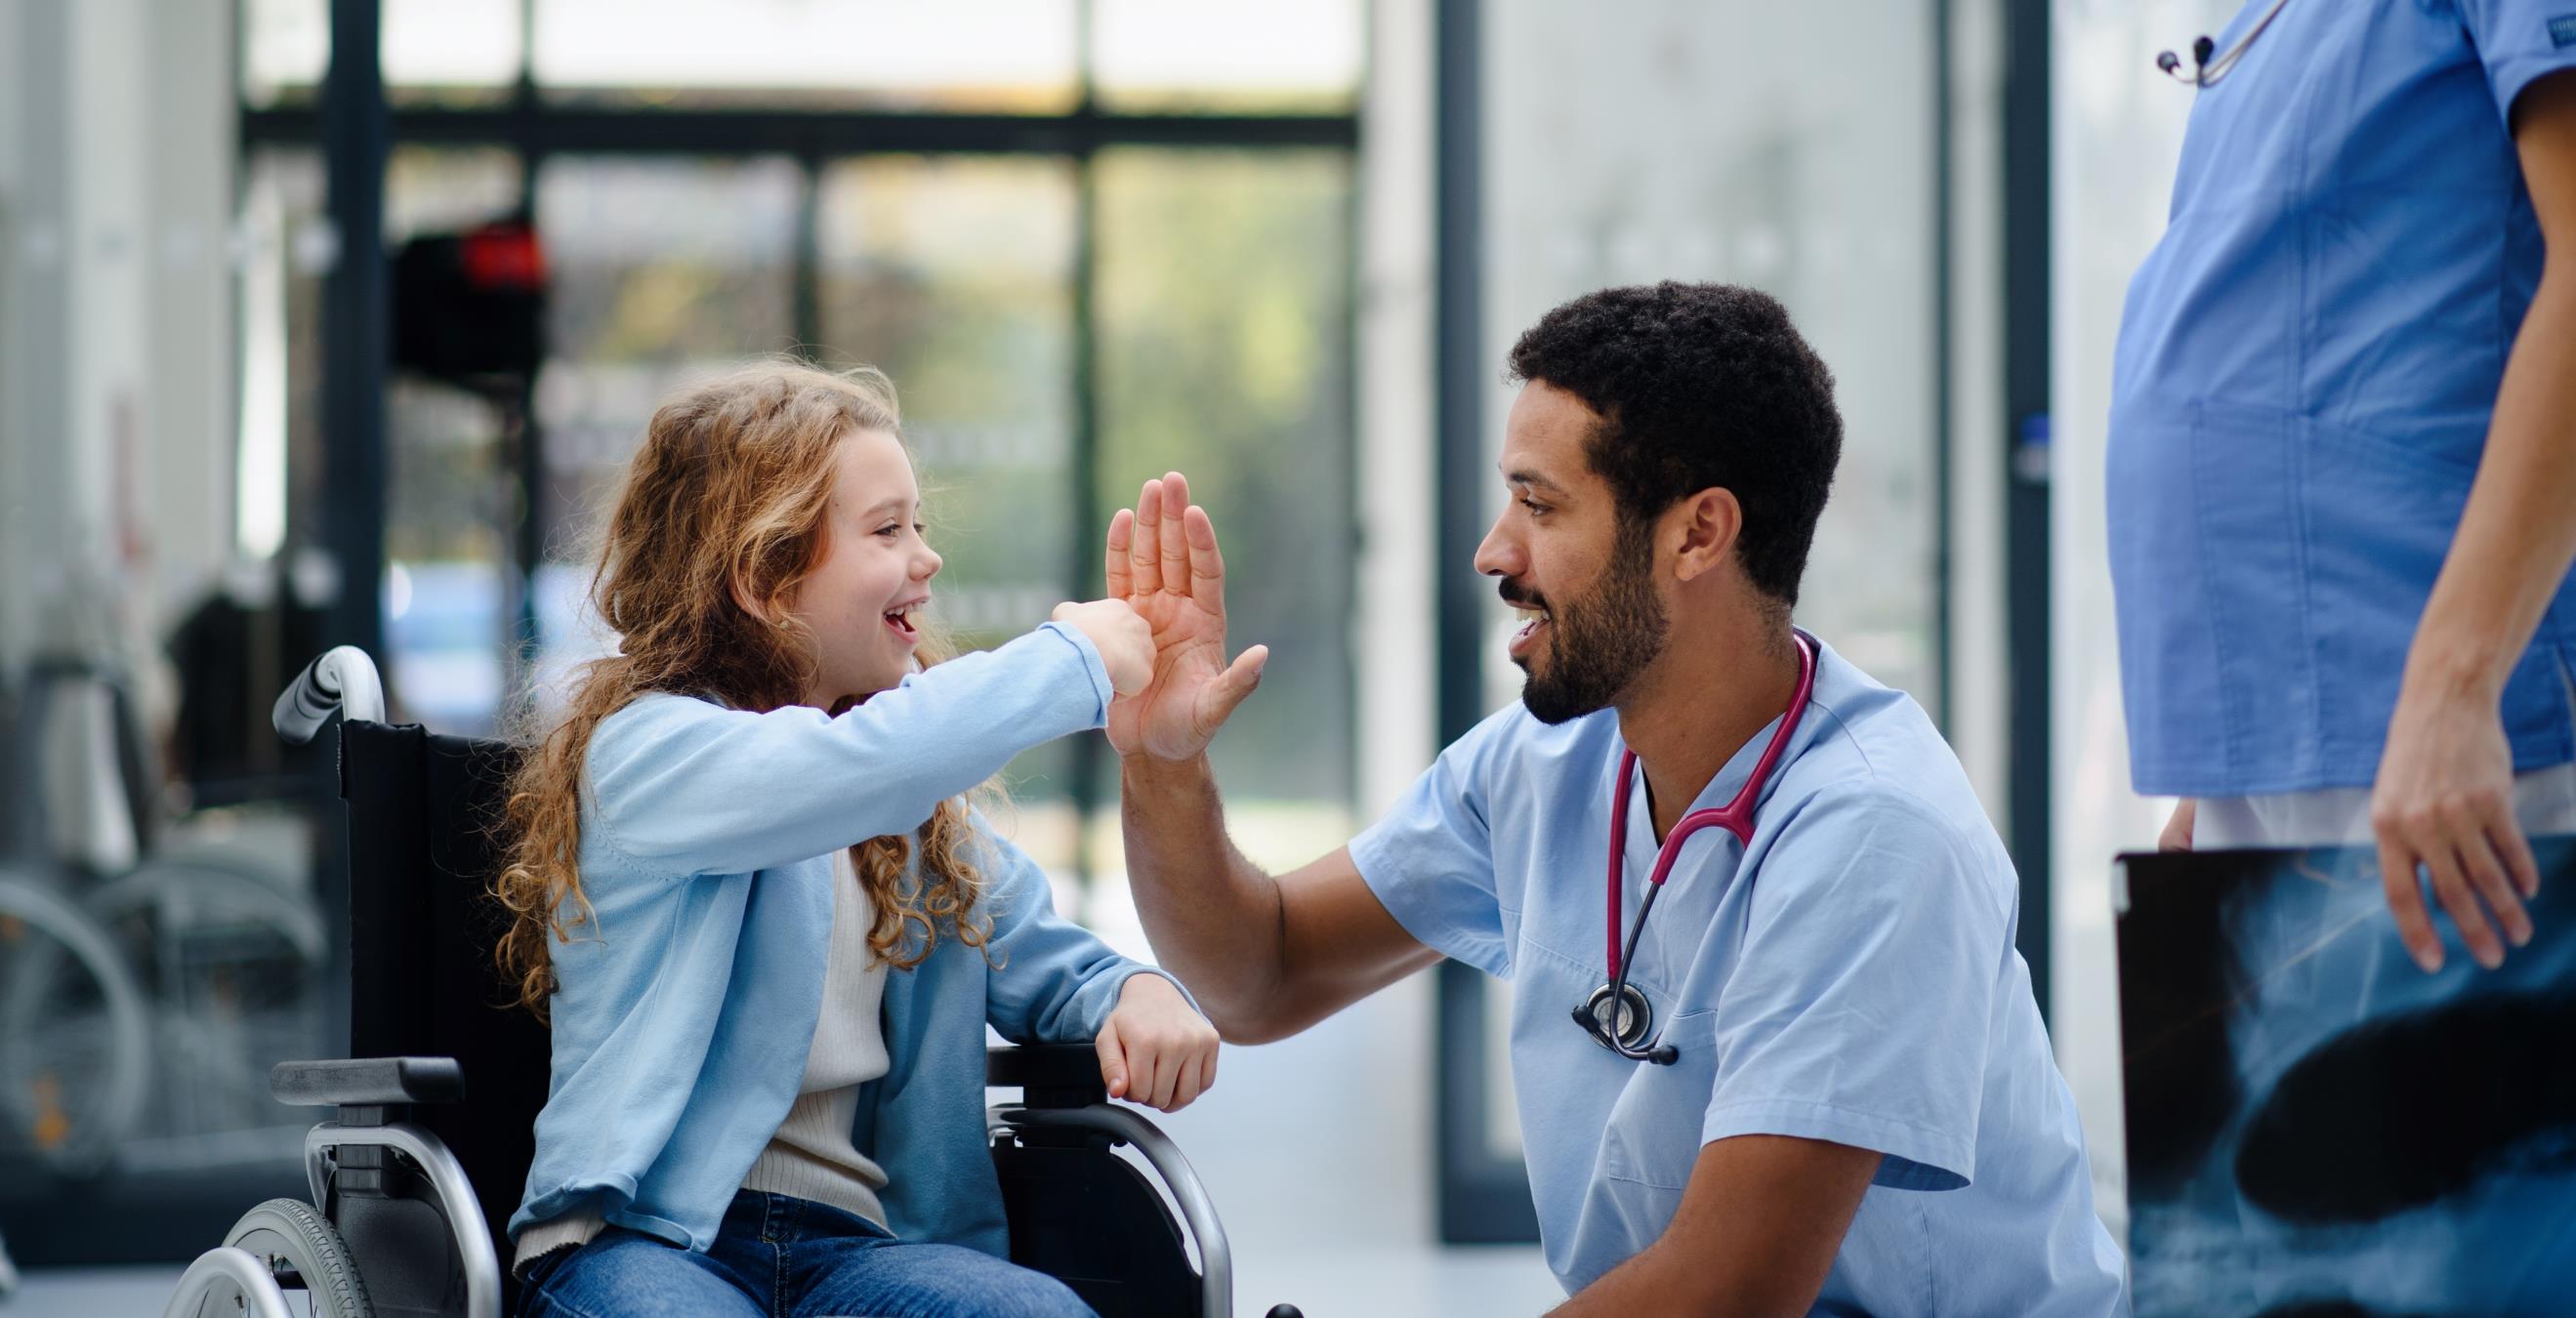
[1481,1,1946,722]
[2048,0,2237,1238]
[0,0,237,678]
[1356,0,1440,826]
[1947,0,2012,830]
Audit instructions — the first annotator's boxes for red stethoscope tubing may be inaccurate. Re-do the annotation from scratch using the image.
[1602,633,1818,984]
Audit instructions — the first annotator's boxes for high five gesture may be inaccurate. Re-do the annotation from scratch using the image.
[1102,472,1269,761]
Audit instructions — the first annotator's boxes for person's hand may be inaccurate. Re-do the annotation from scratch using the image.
[2158,799,2196,852]
[1095,973,1219,1111]
[2370,683,2540,972]
[1102,472,1269,760]
[1051,598,1155,696]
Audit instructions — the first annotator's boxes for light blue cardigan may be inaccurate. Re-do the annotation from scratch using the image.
[507,622,1184,1256]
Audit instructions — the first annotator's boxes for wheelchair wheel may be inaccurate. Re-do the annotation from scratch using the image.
[224,1198,373,1318]
[86,857,329,1136]
[0,867,151,1175]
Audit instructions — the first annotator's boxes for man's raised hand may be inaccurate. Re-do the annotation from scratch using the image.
[1102,472,1268,761]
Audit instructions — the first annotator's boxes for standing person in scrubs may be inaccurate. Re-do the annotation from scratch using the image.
[1103,283,2129,1315]
[2112,3,2576,971]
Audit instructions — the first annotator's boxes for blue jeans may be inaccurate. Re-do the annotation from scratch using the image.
[517,1191,1096,1318]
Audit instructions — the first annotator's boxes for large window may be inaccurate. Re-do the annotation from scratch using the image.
[234,0,1362,898]
[0,0,1358,1268]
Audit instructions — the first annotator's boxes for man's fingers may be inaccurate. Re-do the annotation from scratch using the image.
[1184,504,1227,614]
[1131,479,1165,595]
[2379,840,2446,974]
[1105,508,1136,599]
[2423,844,2503,969]
[1095,1018,1128,1100]
[1203,645,1269,727]
[1159,472,1191,597]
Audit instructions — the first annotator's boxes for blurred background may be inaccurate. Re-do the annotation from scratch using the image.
[0,0,2231,1312]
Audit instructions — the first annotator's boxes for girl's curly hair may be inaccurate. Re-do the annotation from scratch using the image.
[492,360,993,1019]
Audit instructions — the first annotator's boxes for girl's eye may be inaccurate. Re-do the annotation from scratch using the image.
[875,523,902,539]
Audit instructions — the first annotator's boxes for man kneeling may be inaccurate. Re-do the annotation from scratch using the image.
[1105,282,2129,1316]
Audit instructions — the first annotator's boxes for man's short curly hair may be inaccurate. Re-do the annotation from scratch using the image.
[1507,281,1842,608]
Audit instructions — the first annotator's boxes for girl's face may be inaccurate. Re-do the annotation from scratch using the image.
[787,428,942,709]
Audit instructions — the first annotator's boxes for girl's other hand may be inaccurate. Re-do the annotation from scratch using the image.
[1052,598,1155,697]
[1094,973,1219,1111]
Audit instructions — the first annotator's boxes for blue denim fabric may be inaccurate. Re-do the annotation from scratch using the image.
[517,1191,1095,1318]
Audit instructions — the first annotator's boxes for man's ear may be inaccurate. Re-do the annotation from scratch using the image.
[1669,487,1743,584]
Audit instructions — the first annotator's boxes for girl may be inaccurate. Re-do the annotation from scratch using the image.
[493,361,1217,1318]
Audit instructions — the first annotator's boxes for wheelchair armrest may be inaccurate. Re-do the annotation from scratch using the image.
[992,1102,1232,1317]
[270,1056,465,1107]
[985,1044,1108,1108]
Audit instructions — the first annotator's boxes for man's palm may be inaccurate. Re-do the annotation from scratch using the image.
[1102,473,1267,761]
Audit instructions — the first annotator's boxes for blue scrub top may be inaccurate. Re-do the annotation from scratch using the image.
[1350,637,2128,1315]
[2108,0,2576,798]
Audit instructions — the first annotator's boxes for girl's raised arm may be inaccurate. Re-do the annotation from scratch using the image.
[583,623,1113,876]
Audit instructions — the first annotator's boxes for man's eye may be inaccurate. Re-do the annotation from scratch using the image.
[1519,498,1548,515]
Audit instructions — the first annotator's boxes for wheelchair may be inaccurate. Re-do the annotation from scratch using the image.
[163,646,1297,1318]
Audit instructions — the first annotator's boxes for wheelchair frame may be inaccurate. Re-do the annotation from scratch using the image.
[161,645,1267,1318]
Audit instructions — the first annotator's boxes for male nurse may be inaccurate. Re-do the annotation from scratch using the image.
[1104,283,2128,1315]
[2112,2,2576,969]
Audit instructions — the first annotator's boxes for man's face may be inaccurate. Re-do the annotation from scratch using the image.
[1474,383,1670,724]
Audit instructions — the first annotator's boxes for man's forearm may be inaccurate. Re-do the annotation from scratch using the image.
[2406,271,2576,700]
[1548,1135,1876,1318]
[1117,753,1287,1039]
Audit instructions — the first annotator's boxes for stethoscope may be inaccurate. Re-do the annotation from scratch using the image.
[2155,0,2292,89]
[1574,631,1818,1065]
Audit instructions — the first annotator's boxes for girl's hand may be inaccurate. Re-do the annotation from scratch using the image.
[1052,598,1156,696]
[1094,973,1219,1111]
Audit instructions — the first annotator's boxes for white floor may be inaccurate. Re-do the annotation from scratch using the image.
[3,975,1566,1318]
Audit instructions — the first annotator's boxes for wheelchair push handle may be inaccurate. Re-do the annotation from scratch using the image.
[273,645,387,744]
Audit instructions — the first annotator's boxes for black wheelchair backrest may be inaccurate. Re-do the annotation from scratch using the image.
[337,723,550,1280]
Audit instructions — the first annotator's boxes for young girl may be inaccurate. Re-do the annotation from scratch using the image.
[493,361,1218,1318]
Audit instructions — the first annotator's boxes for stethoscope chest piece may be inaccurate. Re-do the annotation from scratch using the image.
[1583,981,1655,1050]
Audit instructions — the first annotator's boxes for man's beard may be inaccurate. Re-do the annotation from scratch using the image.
[1512,520,1669,725]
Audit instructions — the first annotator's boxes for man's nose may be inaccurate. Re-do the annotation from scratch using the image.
[1473,515,1520,579]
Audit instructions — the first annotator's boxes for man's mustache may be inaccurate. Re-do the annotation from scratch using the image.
[1497,580,1548,612]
